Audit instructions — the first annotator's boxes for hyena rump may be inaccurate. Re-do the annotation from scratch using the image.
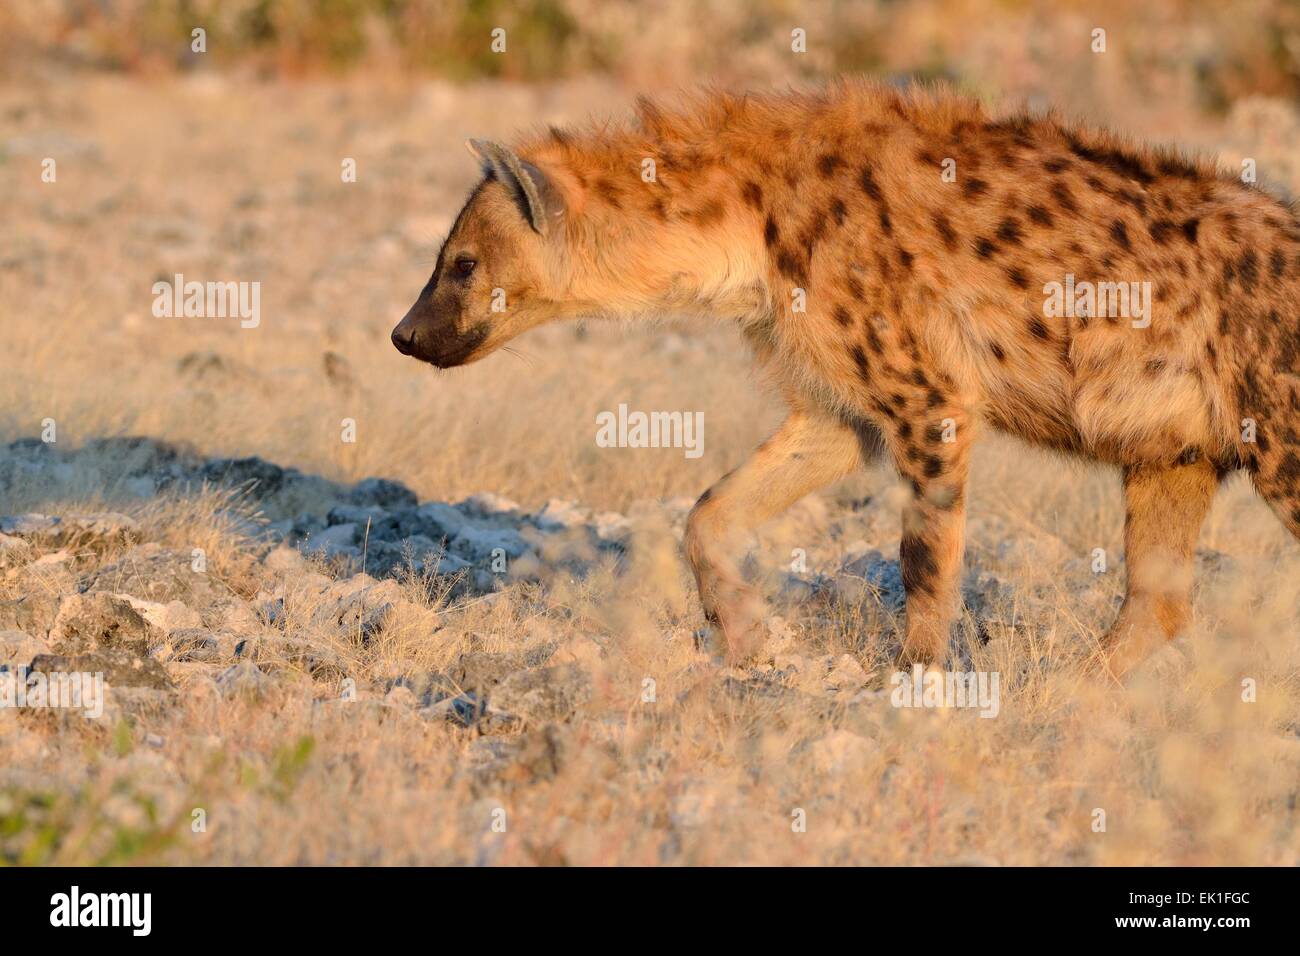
[392,81,1300,676]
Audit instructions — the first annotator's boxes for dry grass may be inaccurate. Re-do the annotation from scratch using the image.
[2,45,1299,865]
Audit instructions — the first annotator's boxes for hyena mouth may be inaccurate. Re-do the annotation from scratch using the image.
[426,322,492,368]
[396,322,491,368]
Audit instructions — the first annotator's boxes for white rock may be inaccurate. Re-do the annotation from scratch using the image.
[534,499,589,530]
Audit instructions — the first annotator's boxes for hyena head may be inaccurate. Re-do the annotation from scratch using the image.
[391,139,567,368]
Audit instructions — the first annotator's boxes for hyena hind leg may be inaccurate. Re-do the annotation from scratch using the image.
[684,409,877,663]
[1251,450,1300,543]
[1103,457,1218,678]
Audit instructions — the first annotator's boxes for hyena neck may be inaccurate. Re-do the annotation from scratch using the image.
[518,113,776,326]
[517,83,941,328]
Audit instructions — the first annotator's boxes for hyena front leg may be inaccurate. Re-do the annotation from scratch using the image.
[1103,458,1218,677]
[684,409,874,662]
[888,413,973,666]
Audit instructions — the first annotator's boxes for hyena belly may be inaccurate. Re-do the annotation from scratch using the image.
[960,288,1227,466]
[1066,305,1224,465]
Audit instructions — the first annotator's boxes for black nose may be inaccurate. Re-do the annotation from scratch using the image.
[391,323,416,355]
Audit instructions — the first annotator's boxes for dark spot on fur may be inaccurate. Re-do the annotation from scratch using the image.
[1149,219,1175,243]
[850,344,870,379]
[1181,218,1200,243]
[1044,157,1071,174]
[898,249,914,271]
[932,213,958,250]
[817,153,843,178]
[1238,250,1259,291]
[594,177,623,209]
[864,323,883,353]
[1116,188,1147,216]
[764,215,779,247]
[1027,204,1053,227]
[1005,266,1029,289]
[776,249,807,284]
[1028,317,1051,340]
[741,180,763,210]
[1064,133,1155,185]
[860,166,883,202]
[990,341,1006,362]
[1156,153,1201,179]
[1110,220,1131,251]
[974,237,997,258]
[879,209,893,236]
[831,198,848,225]
[689,199,725,226]
[899,534,938,596]
[1051,181,1078,214]
[963,177,989,199]
[1277,451,1300,485]
[995,218,1023,245]
[801,215,827,250]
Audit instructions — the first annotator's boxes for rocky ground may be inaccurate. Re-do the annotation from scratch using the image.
[3,433,1298,866]
[0,433,1053,728]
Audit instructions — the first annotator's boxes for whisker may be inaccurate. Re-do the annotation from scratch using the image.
[500,345,536,368]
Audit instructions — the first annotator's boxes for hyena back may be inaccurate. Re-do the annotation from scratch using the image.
[392,81,1300,675]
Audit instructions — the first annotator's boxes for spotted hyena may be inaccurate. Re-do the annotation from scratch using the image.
[391,81,1300,676]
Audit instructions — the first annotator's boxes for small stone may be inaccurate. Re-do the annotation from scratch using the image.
[304,523,358,555]
[489,663,591,724]
[825,654,872,693]
[348,477,418,510]
[214,661,272,699]
[410,502,465,539]
[49,592,165,655]
[0,514,61,536]
[420,692,488,726]
[451,525,529,562]
[30,647,175,691]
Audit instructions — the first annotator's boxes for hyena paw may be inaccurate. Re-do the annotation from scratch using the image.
[702,584,768,663]
[1100,602,1184,679]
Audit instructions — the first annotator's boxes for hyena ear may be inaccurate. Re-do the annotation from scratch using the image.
[465,138,562,237]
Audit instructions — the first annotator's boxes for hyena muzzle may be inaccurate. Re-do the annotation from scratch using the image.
[392,83,1300,677]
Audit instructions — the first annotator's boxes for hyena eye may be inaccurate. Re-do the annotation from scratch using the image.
[453,256,477,278]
